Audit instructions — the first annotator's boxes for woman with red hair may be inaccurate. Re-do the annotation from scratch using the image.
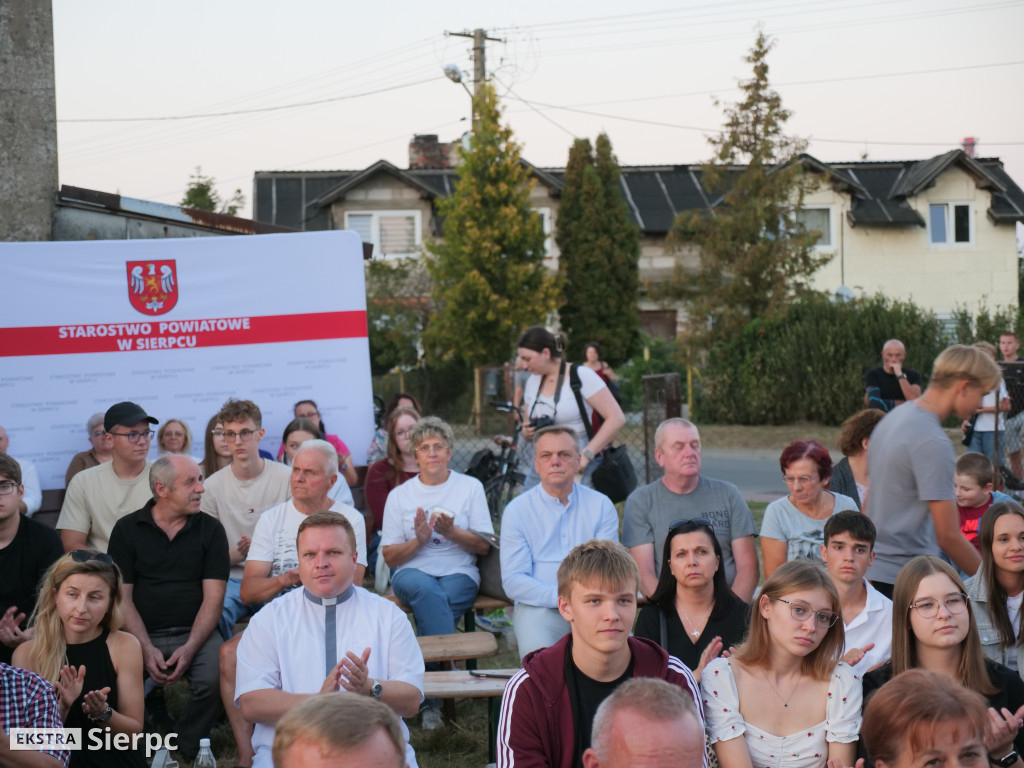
[761,440,859,579]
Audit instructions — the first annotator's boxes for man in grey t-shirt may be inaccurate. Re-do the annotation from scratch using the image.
[622,418,758,601]
[865,344,1000,595]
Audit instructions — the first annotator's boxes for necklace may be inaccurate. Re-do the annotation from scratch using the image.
[676,600,712,638]
[761,669,799,709]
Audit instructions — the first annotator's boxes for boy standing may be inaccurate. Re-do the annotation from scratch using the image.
[819,511,892,673]
[497,540,705,768]
[955,452,1014,551]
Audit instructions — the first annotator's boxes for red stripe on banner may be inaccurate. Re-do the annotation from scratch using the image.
[0,311,368,357]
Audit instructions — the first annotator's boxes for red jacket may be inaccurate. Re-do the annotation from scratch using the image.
[496,634,706,768]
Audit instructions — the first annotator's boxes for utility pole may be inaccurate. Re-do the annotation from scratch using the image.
[447,27,503,99]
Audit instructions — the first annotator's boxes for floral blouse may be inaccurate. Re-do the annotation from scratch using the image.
[701,658,862,768]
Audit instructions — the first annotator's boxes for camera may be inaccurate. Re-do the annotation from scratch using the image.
[529,415,555,430]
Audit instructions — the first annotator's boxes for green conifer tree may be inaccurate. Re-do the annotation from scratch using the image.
[555,133,640,365]
[424,84,559,366]
[667,32,830,344]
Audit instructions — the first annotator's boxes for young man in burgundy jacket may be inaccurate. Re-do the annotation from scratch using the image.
[496,539,706,768]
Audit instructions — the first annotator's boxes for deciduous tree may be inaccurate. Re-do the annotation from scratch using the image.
[180,166,245,215]
[423,84,559,366]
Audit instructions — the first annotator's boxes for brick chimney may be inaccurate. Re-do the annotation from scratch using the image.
[409,134,455,170]
[962,137,977,158]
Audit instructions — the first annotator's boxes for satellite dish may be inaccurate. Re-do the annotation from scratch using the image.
[834,285,854,303]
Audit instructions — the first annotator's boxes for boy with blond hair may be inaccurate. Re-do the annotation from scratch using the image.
[496,540,705,768]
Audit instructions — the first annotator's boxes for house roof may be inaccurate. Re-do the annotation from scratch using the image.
[253,149,1024,234]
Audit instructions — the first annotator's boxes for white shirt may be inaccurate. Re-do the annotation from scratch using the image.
[1008,591,1022,671]
[522,364,605,441]
[235,586,424,768]
[248,499,367,575]
[843,579,893,673]
[381,471,493,584]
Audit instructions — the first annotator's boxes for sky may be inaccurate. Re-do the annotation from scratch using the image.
[52,0,1024,220]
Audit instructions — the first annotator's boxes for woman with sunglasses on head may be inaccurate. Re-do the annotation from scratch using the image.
[761,440,859,579]
[634,518,749,682]
[862,555,1024,764]
[968,501,1024,680]
[13,550,145,768]
[702,560,860,768]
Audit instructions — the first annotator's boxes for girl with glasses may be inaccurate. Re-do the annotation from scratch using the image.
[863,555,1024,763]
[761,440,859,579]
[365,406,421,576]
[702,561,860,768]
[968,501,1024,678]
[13,551,145,768]
[634,518,749,682]
[200,414,232,481]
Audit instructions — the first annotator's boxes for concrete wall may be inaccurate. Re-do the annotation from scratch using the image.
[0,0,57,241]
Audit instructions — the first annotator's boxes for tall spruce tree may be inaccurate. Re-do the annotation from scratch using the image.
[424,84,559,366]
[556,133,640,365]
[668,32,829,344]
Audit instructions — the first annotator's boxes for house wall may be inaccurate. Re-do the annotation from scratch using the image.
[808,167,1018,315]
[330,175,434,227]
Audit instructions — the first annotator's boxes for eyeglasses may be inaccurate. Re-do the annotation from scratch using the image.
[108,430,153,443]
[90,429,106,438]
[0,481,20,496]
[415,443,447,456]
[395,428,413,438]
[774,597,839,628]
[69,550,114,566]
[296,411,319,419]
[909,593,968,619]
[668,518,714,535]
[211,429,224,437]
[782,475,817,485]
[222,429,258,442]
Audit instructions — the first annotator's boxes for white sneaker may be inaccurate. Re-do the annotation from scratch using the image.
[421,707,444,730]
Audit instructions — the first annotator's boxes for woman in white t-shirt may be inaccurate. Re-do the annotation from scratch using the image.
[516,326,625,490]
[968,501,1024,678]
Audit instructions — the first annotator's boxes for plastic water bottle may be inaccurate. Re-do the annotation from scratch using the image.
[193,738,216,768]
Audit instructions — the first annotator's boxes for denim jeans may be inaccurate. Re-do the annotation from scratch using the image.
[968,430,1004,467]
[390,568,478,637]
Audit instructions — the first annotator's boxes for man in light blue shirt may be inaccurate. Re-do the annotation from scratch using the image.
[500,425,620,659]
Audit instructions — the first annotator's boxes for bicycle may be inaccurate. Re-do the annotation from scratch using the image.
[465,401,526,523]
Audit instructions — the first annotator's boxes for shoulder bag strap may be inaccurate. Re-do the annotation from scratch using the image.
[569,364,595,441]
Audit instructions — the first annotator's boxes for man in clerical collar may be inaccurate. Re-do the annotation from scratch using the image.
[235,511,424,768]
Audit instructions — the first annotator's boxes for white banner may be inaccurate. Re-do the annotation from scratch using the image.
[0,231,374,490]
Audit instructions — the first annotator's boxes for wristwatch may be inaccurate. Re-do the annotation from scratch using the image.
[89,704,113,723]
[370,679,383,699]
[992,750,1019,767]
[582,449,595,461]
[898,373,908,380]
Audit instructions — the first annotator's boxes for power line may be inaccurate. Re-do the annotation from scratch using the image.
[58,76,439,124]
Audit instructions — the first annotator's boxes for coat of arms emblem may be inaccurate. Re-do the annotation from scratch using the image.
[127,260,178,315]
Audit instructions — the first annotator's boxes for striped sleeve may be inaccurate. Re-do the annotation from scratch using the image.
[666,654,709,768]
[496,668,546,768]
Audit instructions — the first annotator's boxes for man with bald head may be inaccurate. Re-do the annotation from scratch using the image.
[108,454,230,762]
[582,678,705,768]
[864,338,923,411]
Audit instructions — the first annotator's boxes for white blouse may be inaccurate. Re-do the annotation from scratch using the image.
[702,658,862,768]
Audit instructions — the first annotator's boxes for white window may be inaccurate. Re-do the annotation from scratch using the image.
[928,202,972,246]
[536,207,553,257]
[794,206,833,249]
[344,210,422,258]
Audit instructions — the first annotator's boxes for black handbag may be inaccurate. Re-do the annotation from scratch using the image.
[569,364,637,503]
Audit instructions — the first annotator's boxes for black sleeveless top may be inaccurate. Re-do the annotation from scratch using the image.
[64,628,146,768]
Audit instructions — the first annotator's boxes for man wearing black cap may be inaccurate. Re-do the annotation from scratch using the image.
[57,401,158,552]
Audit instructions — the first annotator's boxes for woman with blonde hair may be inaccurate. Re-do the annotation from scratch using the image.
[863,555,1024,762]
[13,551,145,768]
[702,560,860,767]
[156,418,192,456]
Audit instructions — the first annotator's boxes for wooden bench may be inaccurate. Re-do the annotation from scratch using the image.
[385,593,512,633]
[417,632,498,667]
[423,669,518,762]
